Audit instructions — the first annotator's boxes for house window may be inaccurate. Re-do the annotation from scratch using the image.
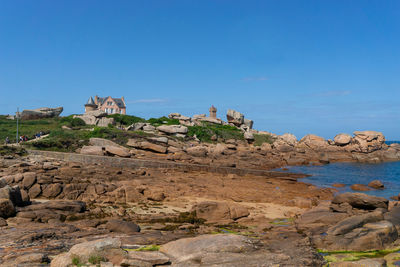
[107,101,113,106]
[110,108,114,113]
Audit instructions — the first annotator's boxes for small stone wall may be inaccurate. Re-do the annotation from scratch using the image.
[27,150,302,180]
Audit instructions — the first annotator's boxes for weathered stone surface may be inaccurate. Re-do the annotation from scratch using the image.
[0,185,23,206]
[50,238,122,267]
[352,131,385,153]
[127,140,167,154]
[226,109,244,126]
[186,146,208,157]
[319,219,398,251]
[105,145,131,157]
[105,219,140,234]
[22,172,37,189]
[244,131,254,141]
[368,180,384,189]
[80,145,104,156]
[331,193,388,211]
[326,211,384,236]
[28,184,42,198]
[157,125,188,134]
[0,198,15,218]
[97,117,115,127]
[160,234,255,263]
[143,189,165,201]
[298,134,328,150]
[350,184,371,192]
[334,133,352,146]
[15,253,49,264]
[21,107,63,120]
[42,183,63,198]
[193,201,249,224]
[127,251,170,265]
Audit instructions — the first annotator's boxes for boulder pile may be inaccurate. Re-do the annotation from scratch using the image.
[296,192,400,252]
[20,107,63,120]
[74,110,115,127]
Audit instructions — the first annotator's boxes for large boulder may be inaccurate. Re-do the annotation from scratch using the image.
[105,219,140,234]
[226,109,244,126]
[157,125,188,135]
[193,201,249,224]
[160,234,255,264]
[80,146,104,156]
[0,185,23,207]
[273,133,297,152]
[331,193,388,212]
[50,238,122,267]
[186,146,208,157]
[104,145,131,157]
[97,117,115,127]
[352,131,385,153]
[127,140,167,154]
[297,134,329,150]
[0,198,15,218]
[334,133,352,146]
[20,107,63,120]
[318,216,397,251]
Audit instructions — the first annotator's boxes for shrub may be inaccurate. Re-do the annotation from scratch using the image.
[88,255,106,264]
[147,116,179,126]
[60,116,86,127]
[253,134,275,146]
[107,114,145,126]
[187,122,244,142]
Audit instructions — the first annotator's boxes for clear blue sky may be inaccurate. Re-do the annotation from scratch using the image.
[0,0,399,140]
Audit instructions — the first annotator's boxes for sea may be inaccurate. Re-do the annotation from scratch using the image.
[280,141,400,199]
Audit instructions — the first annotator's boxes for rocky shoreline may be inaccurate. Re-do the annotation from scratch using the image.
[0,129,399,266]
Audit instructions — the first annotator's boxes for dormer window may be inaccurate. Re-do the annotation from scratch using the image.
[107,101,113,106]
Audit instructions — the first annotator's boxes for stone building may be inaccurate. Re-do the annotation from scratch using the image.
[84,95,126,114]
[209,105,217,118]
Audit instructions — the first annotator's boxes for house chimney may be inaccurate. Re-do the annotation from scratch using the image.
[95,95,99,105]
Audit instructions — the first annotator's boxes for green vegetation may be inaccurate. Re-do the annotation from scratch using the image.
[71,255,82,266]
[147,116,180,126]
[131,245,161,251]
[188,122,244,142]
[107,114,145,125]
[88,255,106,264]
[0,116,60,142]
[253,133,275,146]
[59,115,86,128]
[0,145,27,156]
[318,247,400,263]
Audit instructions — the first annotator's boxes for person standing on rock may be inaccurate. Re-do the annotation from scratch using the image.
[5,137,9,144]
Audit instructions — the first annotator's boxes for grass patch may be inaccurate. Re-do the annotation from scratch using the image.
[318,247,400,263]
[147,116,180,127]
[88,255,106,264]
[107,114,146,126]
[270,218,294,226]
[187,122,244,142]
[131,245,160,251]
[253,133,275,146]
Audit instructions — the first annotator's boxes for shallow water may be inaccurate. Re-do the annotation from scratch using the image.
[283,161,400,199]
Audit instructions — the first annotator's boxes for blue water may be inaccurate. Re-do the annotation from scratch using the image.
[283,161,400,199]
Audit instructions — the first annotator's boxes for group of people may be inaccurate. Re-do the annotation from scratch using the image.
[4,131,44,145]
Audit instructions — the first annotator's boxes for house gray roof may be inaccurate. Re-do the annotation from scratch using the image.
[86,97,95,105]
[96,96,126,108]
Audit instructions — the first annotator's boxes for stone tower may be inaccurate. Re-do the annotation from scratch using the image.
[84,97,97,113]
[209,105,217,118]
